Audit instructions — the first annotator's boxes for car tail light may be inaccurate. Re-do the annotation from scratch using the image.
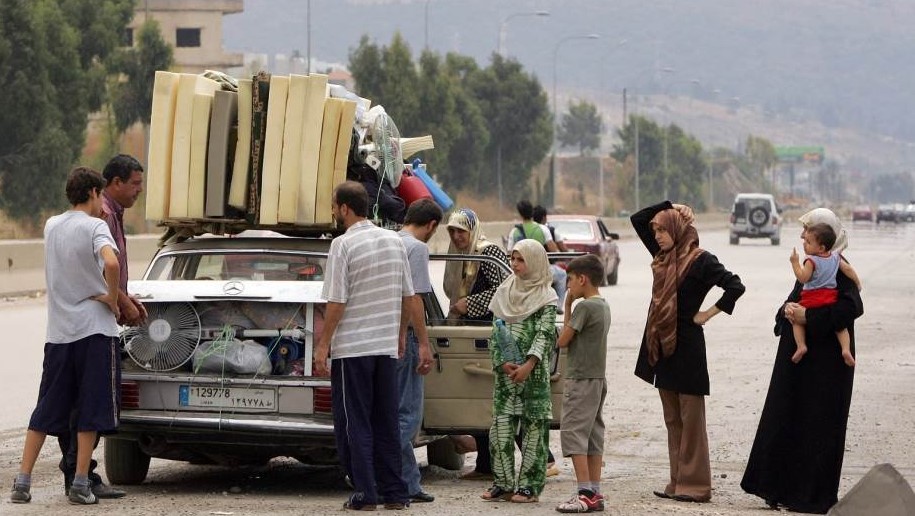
[772,215,779,225]
[729,214,736,224]
[314,387,332,413]
[120,380,140,409]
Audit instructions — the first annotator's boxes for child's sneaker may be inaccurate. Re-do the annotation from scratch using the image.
[555,491,603,513]
[10,482,31,504]
[67,484,98,505]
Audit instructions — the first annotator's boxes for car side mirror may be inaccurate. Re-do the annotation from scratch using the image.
[607,233,619,240]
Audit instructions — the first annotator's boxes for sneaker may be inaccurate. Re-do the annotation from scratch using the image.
[10,483,31,504]
[555,492,603,513]
[67,484,98,505]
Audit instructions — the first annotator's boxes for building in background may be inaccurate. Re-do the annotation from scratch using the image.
[128,0,244,73]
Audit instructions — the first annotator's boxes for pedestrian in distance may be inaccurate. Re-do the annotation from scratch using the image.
[741,208,863,514]
[56,154,147,501]
[314,181,414,511]
[631,201,745,504]
[480,239,558,504]
[554,254,612,514]
[788,222,861,366]
[396,198,442,504]
[11,167,122,506]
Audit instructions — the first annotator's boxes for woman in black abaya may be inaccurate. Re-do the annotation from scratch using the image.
[740,208,863,514]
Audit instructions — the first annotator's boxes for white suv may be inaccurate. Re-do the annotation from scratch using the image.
[729,193,781,245]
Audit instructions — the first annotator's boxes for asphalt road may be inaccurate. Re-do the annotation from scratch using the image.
[1,221,913,515]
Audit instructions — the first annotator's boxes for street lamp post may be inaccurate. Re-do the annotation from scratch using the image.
[497,10,550,57]
[494,10,549,210]
[551,33,600,208]
[661,78,701,200]
[626,67,674,211]
[596,39,628,217]
[423,0,431,50]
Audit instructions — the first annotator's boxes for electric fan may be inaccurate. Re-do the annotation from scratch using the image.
[121,303,202,371]
[359,110,404,188]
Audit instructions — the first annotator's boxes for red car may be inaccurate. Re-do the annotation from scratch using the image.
[548,215,621,285]
[851,205,873,222]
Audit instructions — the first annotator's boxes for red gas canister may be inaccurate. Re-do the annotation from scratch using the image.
[396,167,433,206]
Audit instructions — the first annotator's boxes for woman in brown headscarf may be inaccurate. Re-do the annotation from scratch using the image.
[631,201,745,503]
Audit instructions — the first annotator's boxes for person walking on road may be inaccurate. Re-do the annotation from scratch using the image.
[631,201,745,504]
[314,181,414,510]
[11,167,122,506]
[396,198,441,504]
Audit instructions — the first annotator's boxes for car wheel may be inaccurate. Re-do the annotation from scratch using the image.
[729,235,739,245]
[426,437,465,471]
[748,207,770,227]
[771,237,780,246]
[607,264,618,286]
[103,437,151,485]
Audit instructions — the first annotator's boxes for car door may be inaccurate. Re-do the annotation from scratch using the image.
[421,254,565,434]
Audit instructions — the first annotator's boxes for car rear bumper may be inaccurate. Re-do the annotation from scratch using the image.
[118,409,335,436]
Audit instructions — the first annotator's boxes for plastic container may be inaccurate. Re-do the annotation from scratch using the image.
[411,159,454,211]
[494,318,525,364]
[396,167,434,207]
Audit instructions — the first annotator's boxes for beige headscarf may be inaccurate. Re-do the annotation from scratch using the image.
[488,239,558,323]
[646,208,704,366]
[443,208,497,301]
[798,208,847,252]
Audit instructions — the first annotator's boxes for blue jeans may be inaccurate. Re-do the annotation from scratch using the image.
[551,264,567,308]
[397,329,424,496]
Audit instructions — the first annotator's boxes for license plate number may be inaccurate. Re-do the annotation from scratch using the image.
[179,385,276,411]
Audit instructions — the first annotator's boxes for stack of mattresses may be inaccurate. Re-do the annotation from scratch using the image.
[146,71,358,230]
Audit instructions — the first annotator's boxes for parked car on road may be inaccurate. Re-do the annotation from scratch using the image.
[729,193,781,245]
[106,233,566,485]
[548,214,621,285]
[851,205,874,222]
[876,204,901,224]
[904,202,915,222]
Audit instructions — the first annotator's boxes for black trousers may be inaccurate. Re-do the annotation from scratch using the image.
[57,410,103,486]
[331,355,407,505]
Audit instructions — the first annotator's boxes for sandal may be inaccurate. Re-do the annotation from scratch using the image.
[510,487,539,503]
[480,485,513,501]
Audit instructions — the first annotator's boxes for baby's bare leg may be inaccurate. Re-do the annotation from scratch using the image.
[791,322,808,363]
[837,328,855,367]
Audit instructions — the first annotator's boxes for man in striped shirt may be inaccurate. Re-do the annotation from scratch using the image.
[315,181,414,511]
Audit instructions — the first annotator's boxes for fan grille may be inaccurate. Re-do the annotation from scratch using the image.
[122,302,201,371]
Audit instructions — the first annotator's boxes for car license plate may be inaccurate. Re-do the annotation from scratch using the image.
[178,385,277,411]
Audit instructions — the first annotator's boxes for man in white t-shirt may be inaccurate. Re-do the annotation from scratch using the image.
[315,181,415,510]
[11,167,121,506]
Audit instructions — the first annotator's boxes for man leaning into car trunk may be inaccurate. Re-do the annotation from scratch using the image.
[315,181,415,510]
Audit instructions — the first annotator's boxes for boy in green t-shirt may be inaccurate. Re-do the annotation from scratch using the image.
[555,254,612,513]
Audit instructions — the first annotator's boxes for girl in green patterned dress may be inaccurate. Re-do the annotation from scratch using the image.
[480,239,558,503]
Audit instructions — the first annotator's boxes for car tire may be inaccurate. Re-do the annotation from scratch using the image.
[729,235,739,245]
[749,207,770,227]
[771,237,780,246]
[104,437,151,485]
[607,265,618,286]
[426,437,465,471]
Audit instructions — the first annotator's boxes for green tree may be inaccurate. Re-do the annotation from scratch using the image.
[469,54,551,197]
[612,115,665,207]
[109,19,174,133]
[0,0,135,223]
[558,99,602,156]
